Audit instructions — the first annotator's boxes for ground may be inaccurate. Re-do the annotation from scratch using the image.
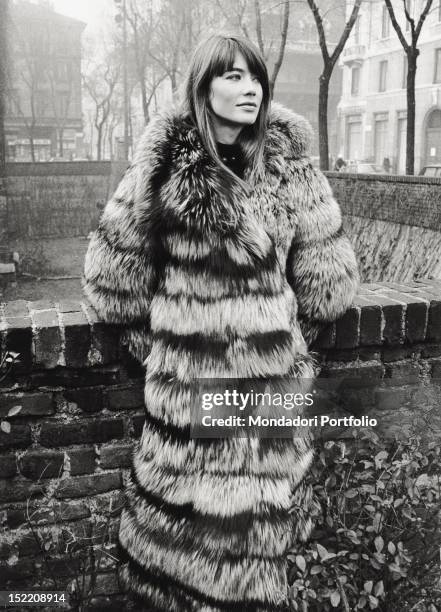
[1,237,89,302]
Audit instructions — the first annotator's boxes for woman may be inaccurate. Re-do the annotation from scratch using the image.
[83,35,359,612]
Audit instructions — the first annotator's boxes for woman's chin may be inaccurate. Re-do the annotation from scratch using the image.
[234,114,258,126]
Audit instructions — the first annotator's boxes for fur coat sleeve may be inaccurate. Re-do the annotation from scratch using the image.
[82,154,162,362]
[286,164,359,346]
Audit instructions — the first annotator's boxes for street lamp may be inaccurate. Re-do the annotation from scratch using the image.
[114,0,129,161]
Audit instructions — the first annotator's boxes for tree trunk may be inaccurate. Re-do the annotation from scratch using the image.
[170,71,178,100]
[29,130,35,162]
[141,80,149,125]
[318,68,331,171]
[108,125,115,160]
[406,52,417,175]
[269,0,289,98]
[96,126,103,161]
[58,128,64,157]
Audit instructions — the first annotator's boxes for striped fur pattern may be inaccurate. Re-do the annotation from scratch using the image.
[83,102,359,611]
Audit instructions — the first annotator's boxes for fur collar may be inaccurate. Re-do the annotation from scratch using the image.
[132,102,313,235]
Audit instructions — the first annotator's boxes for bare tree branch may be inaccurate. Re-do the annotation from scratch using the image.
[402,0,415,33]
[306,0,362,170]
[254,0,265,55]
[307,0,330,62]
[269,0,290,96]
[83,53,121,160]
[330,0,362,66]
[385,0,410,52]
[415,0,433,39]
[384,0,433,174]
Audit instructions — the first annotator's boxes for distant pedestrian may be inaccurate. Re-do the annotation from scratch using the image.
[334,156,347,171]
[383,157,391,173]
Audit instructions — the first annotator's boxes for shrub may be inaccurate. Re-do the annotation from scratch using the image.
[288,430,441,611]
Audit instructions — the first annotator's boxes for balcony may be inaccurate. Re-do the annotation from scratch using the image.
[342,44,366,65]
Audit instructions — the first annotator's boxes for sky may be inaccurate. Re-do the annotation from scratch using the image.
[52,0,111,33]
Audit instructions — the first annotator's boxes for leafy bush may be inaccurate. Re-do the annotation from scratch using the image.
[17,242,51,276]
[288,430,441,611]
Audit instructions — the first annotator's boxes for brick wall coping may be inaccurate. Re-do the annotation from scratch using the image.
[324,170,441,185]
[5,161,128,177]
[1,280,441,371]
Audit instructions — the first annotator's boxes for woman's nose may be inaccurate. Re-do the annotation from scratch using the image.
[242,77,257,95]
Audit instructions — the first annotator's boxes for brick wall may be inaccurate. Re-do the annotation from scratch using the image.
[5,162,128,240]
[1,280,441,608]
[325,172,441,282]
[326,172,441,231]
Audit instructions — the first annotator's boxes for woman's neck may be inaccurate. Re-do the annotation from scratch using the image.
[211,114,243,144]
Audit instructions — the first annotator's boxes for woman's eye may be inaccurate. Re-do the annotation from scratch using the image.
[226,73,241,80]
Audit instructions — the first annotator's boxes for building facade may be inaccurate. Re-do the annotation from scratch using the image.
[273,42,342,159]
[272,2,345,159]
[338,0,441,173]
[5,1,85,161]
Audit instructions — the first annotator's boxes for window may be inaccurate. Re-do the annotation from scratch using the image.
[397,113,407,174]
[374,113,389,166]
[402,54,408,88]
[434,48,441,83]
[439,0,441,22]
[381,6,390,38]
[353,14,360,44]
[379,60,388,92]
[346,115,362,160]
[405,0,412,31]
[54,61,71,83]
[351,66,360,95]
[428,109,441,128]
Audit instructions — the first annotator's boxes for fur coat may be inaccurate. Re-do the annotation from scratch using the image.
[83,102,359,611]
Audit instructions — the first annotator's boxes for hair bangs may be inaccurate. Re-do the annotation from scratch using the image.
[234,39,269,96]
[206,38,237,81]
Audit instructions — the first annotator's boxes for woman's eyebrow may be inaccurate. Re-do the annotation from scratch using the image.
[227,66,245,72]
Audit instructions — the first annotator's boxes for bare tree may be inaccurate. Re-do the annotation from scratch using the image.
[215,0,290,97]
[124,0,168,124]
[46,63,73,157]
[307,0,362,171]
[141,0,186,98]
[83,59,121,160]
[254,0,290,96]
[270,1,290,96]
[106,110,121,160]
[384,0,433,175]
[214,0,251,38]
[144,0,219,100]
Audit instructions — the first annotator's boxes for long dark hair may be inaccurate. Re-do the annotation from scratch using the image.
[181,34,270,190]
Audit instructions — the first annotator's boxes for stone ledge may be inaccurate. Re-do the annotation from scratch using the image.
[1,280,441,371]
[325,171,441,185]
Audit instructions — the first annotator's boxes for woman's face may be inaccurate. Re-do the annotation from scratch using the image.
[209,52,263,127]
